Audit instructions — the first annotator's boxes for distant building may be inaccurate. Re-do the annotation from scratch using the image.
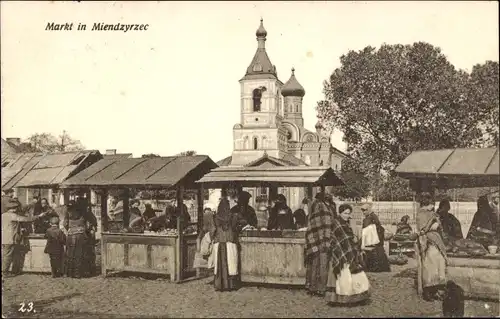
[216,20,347,210]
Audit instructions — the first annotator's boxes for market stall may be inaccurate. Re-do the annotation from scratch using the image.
[61,155,218,282]
[395,147,500,300]
[197,161,345,285]
[1,150,103,273]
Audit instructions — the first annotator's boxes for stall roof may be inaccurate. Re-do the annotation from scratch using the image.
[61,155,218,189]
[2,150,102,189]
[196,166,345,188]
[395,147,499,188]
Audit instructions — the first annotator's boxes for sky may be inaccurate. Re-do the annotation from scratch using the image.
[1,1,498,161]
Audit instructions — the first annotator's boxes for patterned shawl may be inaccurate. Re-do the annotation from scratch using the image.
[330,217,361,277]
[305,199,334,258]
[416,205,447,259]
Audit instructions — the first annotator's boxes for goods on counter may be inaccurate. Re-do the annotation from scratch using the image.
[242,225,257,231]
[446,238,489,257]
[392,233,417,242]
[388,255,408,265]
[183,226,197,235]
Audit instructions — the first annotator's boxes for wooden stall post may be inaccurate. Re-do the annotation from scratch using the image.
[62,189,70,205]
[196,184,204,278]
[122,188,130,228]
[269,185,278,205]
[176,185,185,282]
[100,189,109,232]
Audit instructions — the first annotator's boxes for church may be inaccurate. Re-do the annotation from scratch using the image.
[215,19,347,210]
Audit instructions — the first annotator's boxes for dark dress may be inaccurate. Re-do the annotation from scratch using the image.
[213,200,246,291]
[63,206,96,278]
[362,212,390,272]
[467,196,497,248]
[438,212,463,245]
[230,205,257,228]
[268,204,295,230]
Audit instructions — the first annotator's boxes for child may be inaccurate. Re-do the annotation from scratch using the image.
[44,216,66,278]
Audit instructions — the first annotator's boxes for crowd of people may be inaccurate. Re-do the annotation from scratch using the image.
[196,190,394,307]
[2,189,98,278]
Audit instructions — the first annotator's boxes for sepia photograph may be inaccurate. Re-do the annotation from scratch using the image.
[1,1,499,318]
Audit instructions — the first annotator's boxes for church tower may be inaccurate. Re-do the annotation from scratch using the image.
[231,19,288,166]
[282,67,306,127]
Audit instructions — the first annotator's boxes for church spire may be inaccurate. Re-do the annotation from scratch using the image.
[241,18,277,81]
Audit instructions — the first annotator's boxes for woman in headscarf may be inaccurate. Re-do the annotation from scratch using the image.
[361,204,390,272]
[63,200,97,278]
[436,199,463,245]
[328,204,370,305]
[416,192,448,301]
[213,197,246,291]
[230,191,257,228]
[267,194,295,230]
[467,195,497,248]
[395,215,413,235]
[304,191,335,297]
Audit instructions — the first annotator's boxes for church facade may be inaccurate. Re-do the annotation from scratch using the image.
[216,19,347,211]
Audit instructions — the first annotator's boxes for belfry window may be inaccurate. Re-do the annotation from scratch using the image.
[253,137,258,150]
[253,88,262,112]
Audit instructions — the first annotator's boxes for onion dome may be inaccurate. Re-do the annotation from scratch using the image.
[281,68,305,97]
[256,18,267,38]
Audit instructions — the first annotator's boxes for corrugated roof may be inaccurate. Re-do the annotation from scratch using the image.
[61,155,218,189]
[197,166,345,188]
[2,150,101,189]
[395,148,500,189]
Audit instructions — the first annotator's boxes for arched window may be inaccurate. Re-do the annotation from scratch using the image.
[295,104,299,113]
[253,137,258,150]
[335,164,338,171]
[319,160,324,166]
[253,88,262,112]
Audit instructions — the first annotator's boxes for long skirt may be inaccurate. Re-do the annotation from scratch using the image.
[364,245,391,272]
[64,233,87,278]
[422,244,446,289]
[82,235,96,277]
[213,242,240,291]
[305,251,334,295]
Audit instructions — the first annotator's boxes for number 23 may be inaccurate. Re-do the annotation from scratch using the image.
[18,302,33,313]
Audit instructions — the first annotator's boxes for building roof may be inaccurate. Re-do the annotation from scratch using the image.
[395,147,499,189]
[1,138,18,157]
[196,166,345,188]
[281,68,305,97]
[240,19,279,82]
[61,155,218,189]
[2,150,102,189]
[103,153,133,160]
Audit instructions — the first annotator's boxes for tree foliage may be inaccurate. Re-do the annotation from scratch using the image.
[317,42,499,198]
[333,156,371,201]
[141,153,160,158]
[25,130,84,152]
[177,150,197,156]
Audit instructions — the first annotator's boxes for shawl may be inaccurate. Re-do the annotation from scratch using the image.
[230,204,257,228]
[330,217,362,277]
[416,205,447,259]
[215,198,232,231]
[305,199,334,258]
[439,212,463,240]
[468,196,495,235]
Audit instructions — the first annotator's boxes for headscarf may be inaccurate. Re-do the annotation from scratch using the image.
[305,195,335,258]
[466,196,496,245]
[215,198,232,231]
[437,199,463,240]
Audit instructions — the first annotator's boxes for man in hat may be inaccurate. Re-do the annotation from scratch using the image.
[230,191,257,228]
[1,189,15,215]
[2,198,48,276]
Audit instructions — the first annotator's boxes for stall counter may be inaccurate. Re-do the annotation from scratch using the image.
[24,234,51,273]
[101,232,197,281]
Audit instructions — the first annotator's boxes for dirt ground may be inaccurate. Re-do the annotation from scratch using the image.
[2,258,498,318]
